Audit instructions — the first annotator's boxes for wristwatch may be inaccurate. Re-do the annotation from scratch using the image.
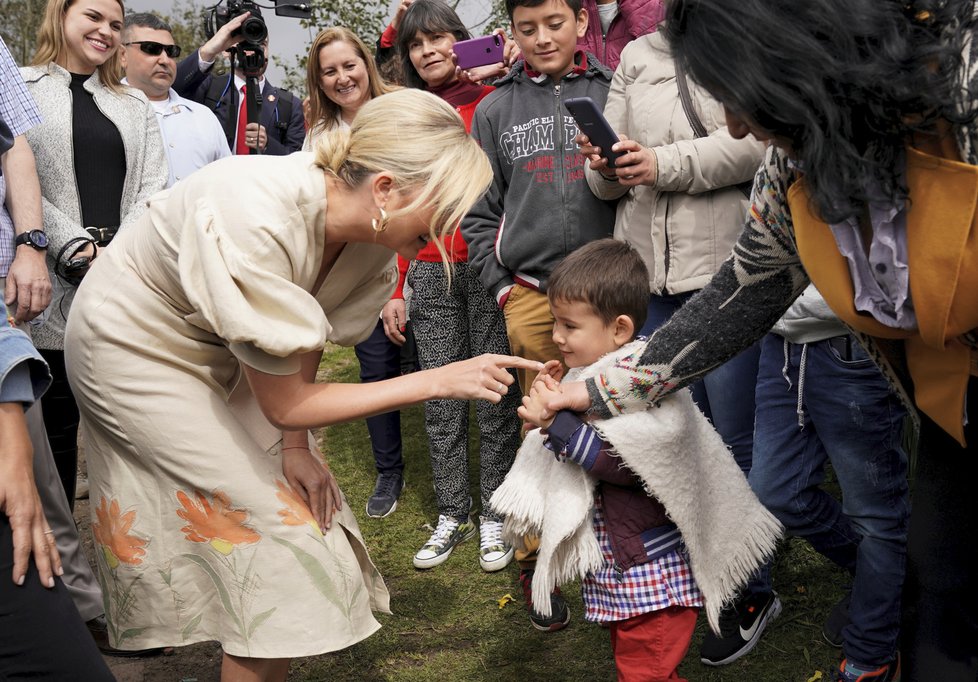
[14,229,48,250]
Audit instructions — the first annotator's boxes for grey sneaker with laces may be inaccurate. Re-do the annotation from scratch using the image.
[478,516,514,572]
[413,514,476,569]
[365,472,404,519]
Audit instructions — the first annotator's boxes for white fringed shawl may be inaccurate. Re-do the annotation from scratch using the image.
[490,341,783,633]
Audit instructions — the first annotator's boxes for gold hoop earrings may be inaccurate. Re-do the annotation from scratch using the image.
[371,206,390,233]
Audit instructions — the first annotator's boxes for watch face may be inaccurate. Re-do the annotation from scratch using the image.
[30,230,48,248]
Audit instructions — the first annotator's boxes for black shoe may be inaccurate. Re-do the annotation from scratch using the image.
[519,568,570,632]
[823,592,851,648]
[700,591,782,666]
[366,472,404,518]
[86,615,166,657]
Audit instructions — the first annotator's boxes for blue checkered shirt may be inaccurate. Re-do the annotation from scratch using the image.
[0,35,43,276]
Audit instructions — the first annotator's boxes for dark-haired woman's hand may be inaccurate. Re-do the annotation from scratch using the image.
[390,0,415,30]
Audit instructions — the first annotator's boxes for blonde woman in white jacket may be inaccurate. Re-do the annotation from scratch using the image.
[20,0,167,508]
[577,30,775,666]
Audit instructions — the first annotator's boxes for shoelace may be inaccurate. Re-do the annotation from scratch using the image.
[715,598,744,637]
[480,520,504,550]
[374,473,399,497]
[426,515,460,547]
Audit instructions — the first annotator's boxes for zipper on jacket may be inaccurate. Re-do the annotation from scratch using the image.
[90,83,133,222]
[612,561,625,584]
[554,82,568,255]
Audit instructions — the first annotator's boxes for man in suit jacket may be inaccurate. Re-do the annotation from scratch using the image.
[174,14,304,156]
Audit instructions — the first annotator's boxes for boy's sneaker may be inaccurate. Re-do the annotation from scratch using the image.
[365,472,404,519]
[519,568,570,632]
[413,514,476,569]
[700,591,782,666]
[833,655,900,681]
[478,517,514,572]
[823,592,851,648]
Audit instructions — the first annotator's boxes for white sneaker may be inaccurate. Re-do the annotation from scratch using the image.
[478,516,513,572]
[413,514,476,569]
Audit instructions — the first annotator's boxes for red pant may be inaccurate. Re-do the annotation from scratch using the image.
[608,606,699,682]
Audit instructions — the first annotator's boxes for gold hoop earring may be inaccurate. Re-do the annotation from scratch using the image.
[371,206,390,233]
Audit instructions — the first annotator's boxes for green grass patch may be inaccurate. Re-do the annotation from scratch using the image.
[294,345,851,681]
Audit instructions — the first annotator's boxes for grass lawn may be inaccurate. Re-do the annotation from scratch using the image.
[291,344,853,682]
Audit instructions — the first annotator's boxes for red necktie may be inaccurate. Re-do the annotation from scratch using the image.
[235,84,248,155]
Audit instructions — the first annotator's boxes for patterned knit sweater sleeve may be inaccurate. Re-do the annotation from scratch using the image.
[586,145,811,417]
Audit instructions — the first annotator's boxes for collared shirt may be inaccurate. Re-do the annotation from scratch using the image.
[143,85,230,186]
[0,35,43,276]
[232,73,267,150]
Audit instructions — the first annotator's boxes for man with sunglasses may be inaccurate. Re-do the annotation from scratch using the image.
[122,13,230,188]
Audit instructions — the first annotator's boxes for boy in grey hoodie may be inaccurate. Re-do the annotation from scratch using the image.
[460,0,617,633]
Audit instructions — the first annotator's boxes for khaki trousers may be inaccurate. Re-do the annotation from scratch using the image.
[501,285,567,566]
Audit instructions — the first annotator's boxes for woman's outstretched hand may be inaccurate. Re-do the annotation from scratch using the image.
[435,354,543,403]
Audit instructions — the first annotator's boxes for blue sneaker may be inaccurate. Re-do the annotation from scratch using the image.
[834,655,900,681]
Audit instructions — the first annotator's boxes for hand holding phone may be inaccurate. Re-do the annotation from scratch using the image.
[564,96,624,168]
[453,34,505,70]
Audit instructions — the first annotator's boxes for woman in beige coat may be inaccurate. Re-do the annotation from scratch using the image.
[577,29,771,665]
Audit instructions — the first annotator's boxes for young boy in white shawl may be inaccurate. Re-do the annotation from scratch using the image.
[491,239,782,681]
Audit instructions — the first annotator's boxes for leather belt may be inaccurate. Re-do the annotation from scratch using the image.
[86,226,118,246]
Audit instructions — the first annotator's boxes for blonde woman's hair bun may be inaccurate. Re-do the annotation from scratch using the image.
[314,89,493,265]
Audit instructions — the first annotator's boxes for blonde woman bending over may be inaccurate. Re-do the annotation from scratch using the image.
[65,88,539,682]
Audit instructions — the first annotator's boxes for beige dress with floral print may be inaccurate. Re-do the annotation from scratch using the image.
[64,153,394,657]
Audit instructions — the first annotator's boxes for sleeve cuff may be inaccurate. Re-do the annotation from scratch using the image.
[0,363,38,405]
[380,24,398,48]
[230,341,302,376]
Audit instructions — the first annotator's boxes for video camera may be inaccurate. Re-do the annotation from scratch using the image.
[202,0,311,75]
[200,0,311,154]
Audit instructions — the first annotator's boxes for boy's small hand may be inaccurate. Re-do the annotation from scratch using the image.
[518,377,562,430]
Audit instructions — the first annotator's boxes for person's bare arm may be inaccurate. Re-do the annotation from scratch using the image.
[244,353,541,431]
[0,403,62,587]
[279,350,341,532]
[2,135,51,323]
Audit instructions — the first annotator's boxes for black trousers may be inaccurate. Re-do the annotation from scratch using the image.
[901,379,978,680]
[37,349,79,509]
[0,515,113,680]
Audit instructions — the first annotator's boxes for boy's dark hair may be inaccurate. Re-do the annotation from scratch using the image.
[506,0,583,21]
[397,0,472,90]
[123,12,172,39]
[547,239,649,333]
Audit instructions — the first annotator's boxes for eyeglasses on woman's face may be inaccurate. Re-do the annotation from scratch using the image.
[124,41,181,58]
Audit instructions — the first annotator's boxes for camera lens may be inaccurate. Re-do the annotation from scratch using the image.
[241,16,267,43]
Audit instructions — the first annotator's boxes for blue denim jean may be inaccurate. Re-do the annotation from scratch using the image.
[642,292,769,593]
[749,333,909,666]
[353,319,404,475]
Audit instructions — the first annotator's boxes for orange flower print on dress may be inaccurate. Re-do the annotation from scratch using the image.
[92,498,148,569]
[274,479,322,536]
[176,490,261,555]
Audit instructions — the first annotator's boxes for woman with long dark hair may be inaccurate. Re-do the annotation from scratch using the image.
[544,1,978,679]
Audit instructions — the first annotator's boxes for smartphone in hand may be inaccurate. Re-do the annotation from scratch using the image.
[453,34,505,70]
[564,96,623,168]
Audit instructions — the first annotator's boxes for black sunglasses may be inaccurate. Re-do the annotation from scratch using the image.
[124,41,181,58]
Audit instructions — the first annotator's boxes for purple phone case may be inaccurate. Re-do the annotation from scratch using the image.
[453,35,505,70]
